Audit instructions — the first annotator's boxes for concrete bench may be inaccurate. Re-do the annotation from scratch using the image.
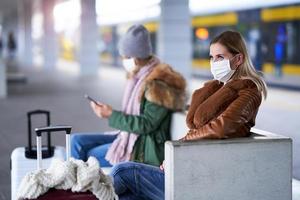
[165,113,292,200]
[105,112,292,200]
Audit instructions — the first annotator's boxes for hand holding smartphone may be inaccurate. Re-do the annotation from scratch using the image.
[84,94,112,118]
[84,94,101,106]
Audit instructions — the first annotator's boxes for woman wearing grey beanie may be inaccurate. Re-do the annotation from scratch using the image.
[71,24,186,169]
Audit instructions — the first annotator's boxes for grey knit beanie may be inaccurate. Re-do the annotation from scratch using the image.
[118,24,152,59]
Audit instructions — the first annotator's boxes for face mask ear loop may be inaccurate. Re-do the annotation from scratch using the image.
[230,54,240,70]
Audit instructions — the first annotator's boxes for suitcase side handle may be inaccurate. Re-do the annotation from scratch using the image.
[26,110,52,159]
[35,125,72,170]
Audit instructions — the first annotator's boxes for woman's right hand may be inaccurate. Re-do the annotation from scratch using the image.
[160,160,165,171]
[90,101,113,119]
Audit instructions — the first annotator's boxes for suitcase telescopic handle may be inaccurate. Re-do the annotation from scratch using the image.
[35,125,72,170]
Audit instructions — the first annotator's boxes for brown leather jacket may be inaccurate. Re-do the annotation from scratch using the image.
[182,79,262,141]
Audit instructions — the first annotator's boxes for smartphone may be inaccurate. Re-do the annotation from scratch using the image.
[84,94,100,105]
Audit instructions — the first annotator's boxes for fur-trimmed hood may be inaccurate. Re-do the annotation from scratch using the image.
[141,63,187,111]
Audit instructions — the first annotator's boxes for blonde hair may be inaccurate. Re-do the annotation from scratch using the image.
[211,30,267,99]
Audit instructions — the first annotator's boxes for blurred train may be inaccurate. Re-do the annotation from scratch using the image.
[60,3,300,88]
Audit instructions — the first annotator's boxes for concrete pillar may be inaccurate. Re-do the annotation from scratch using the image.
[17,2,25,65]
[42,0,57,70]
[79,0,99,75]
[2,14,18,43]
[1,7,19,75]
[2,12,18,53]
[158,0,191,79]
[0,57,6,98]
[15,0,33,67]
[24,0,33,67]
[111,26,119,66]
[0,13,7,99]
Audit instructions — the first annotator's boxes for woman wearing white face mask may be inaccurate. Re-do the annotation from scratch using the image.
[182,30,268,141]
[109,30,267,200]
[71,24,186,168]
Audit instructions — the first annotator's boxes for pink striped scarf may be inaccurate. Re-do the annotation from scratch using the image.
[105,57,160,165]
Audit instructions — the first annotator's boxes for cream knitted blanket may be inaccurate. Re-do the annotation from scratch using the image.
[17,157,118,200]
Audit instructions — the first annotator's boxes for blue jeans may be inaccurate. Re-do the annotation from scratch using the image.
[71,133,117,167]
[110,161,165,200]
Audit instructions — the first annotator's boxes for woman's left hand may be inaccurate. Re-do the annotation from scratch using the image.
[90,101,113,119]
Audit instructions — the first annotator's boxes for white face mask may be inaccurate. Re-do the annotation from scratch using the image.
[210,58,236,82]
[122,58,136,73]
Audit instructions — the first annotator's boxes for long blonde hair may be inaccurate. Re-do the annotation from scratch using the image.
[210,30,267,99]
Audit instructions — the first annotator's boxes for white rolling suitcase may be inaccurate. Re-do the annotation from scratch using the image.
[18,125,99,200]
[10,110,65,200]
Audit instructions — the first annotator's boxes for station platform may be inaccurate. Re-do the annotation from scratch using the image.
[0,61,299,199]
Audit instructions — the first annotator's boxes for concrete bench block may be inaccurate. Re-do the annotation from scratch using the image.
[165,129,292,200]
[170,112,188,140]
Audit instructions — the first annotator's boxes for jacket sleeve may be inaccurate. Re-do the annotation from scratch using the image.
[186,81,221,129]
[182,88,262,140]
[108,100,170,135]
